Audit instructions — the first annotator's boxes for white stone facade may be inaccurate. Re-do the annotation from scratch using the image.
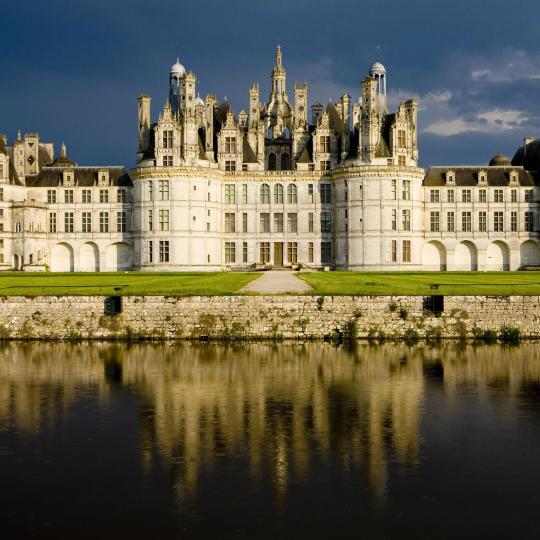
[0,49,538,272]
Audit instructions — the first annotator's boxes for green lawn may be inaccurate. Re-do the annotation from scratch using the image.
[298,271,540,296]
[0,272,260,296]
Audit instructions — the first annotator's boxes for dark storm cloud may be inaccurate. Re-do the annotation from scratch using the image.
[1,0,539,168]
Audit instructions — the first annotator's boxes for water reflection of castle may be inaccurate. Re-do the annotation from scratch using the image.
[1,343,539,500]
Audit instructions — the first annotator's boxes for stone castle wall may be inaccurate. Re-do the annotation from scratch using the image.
[0,295,538,340]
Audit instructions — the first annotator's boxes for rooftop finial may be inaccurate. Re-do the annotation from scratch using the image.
[17,130,21,141]
[61,142,67,157]
[276,43,282,66]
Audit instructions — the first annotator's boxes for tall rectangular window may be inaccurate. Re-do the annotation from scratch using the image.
[225,184,236,204]
[494,211,504,232]
[117,211,127,232]
[308,212,314,233]
[494,189,504,203]
[479,189,487,203]
[82,212,92,233]
[243,242,248,263]
[402,180,411,200]
[148,241,153,263]
[321,242,332,263]
[242,212,248,233]
[511,189,517,203]
[159,209,170,231]
[321,211,332,233]
[159,180,169,201]
[225,242,236,263]
[0,188,4,201]
[525,189,534,203]
[447,189,455,203]
[287,213,297,233]
[511,211,518,232]
[402,240,411,263]
[391,240,397,262]
[462,211,472,232]
[430,189,440,203]
[287,242,298,263]
[64,212,74,233]
[447,211,455,232]
[308,242,314,263]
[99,212,109,233]
[402,209,411,231]
[319,135,330,153]
[260,213,270,233]
[320,184,332,204]
[99,189,108,203]
[260,242,270,263]
[391,209,397,231]
[430,211,440,232]
[163,130,173,149]
[159,241,170,262]
[273,213,283,233]
[397,130,406,147]
[148,209,153,231]
[48,212,57,233]
[64,190,74,204]
[242,184,248,204]
[260,184,270,204]
[225,212,236,233]
[308,184,314,203]
[82,189,92,203]
[224,137,236,153]
[391,179,397,200]
[479,211,487,232]
[462,189,471,203]
[525,211,534,232]
[47,189,57,204]
[147,180,153,201]
[117,189,126,203]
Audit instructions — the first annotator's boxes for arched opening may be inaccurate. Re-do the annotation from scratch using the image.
[105,242,133,271]
[422,241,447,271]
[281,153,290,170]
[455,241,478,271]
[486,241,510,271]
[51,243,74,272]
[287,183,297,204]
[13,254,20,271]
[80,242,100,272]
[268,153,276,171]
[520,240,540,267]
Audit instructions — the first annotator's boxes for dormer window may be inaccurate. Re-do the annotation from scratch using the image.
[478,170,487,184]
[163,130,173,149]
[446,171,455,184]
[224,137,236,153]
[510,171,519,185]
[98,170,109,186]
[63,171,74,185]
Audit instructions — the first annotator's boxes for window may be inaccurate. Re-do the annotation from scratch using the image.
[479,189,487,203]
[159,209,169,231]
[225,242,236,263]
[402,180,411,200]
[397,130,406,147]
[99,212,109,233]
[447,189,455,203]
[148,180,154,201]
[163,156,173,167]
[430,189,440,203]
[320,160,331,172]
[391,209,397,231]
[242,184,248,204]
[159,240,170,262]
[308,242,314,263]
[48,212,57,233]
[64,190,74,204]
[242,212,248,233]
[260,184,270,204]
[447,211,455,232]
[243,242,248,263]
[321,184,332,204]
[268,153,276,171]
[163,130,173,149]
[271,212,283,233]
[225,160,236,171]
[494,189,503,203]
[225,184,236,204]
[308,212,314,233]
[47,189,57,204]
[308,184,314,203]
[117,189,126,203]
[159,180,169,201]
[287,213,297,233]
[148,241,153,263]
[402,209,411,231]
[391,240,397,262]
[64,212,74,233]
[80,189,90,203]
[117,211,127,232]
[511,189,518,203]
[494,211,504,232]
[82,212,92,233]
[398,155,406,167]
[402,240,411,263]
[0,164,3,178]
[224,212,235,233]
[391,179,397,200]
[462,211,472,232]
[462,189,471,203]
[206,222,210,232]
[319,135,330,153]
[511,211,518,232]
[525,189,534,203]
[148,209,153,231]
[224,136,236,153]
[287,184,297,204]
[321,242,332,263]
[260,242,270,263]
[287,242,298,263]
[260,213,270,233]
[274,184,284,204]
[479,211,487,232]
[321,211,332,233]
[281,153,290,170]
[0,188,3,201]
[430,211,440,232]
[525,211,534,232]
[99,189,109,203]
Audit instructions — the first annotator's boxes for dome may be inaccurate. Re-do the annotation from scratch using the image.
[512,138,540,171]
[489,153,511,166]
[369,61,386,75]
[195,93,204,107]
[170,58,185,76]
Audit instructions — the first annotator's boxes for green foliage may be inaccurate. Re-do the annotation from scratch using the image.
[403,328,419,344]
[316,296,325,311]
[388,301,398,312]
[398,306,409,320]
[425,326,442,343]
[472,327,498,344]
[341,318,358,342]
[499,325,521,344]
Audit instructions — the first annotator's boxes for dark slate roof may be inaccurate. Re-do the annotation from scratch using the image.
[214,100,231,125]
[346,128,359,160]
[9,159,22,186]
[52,155,76,167]
[198,128,206,160]
[0,138,7,156]
[25,167,132,188]
[297,136,313,163]
[423,167,538,187]
[242,136,258,163]
[325,103,344,134]
[512,139,540,171]
[38,145,53,167]
[375,135,391,158]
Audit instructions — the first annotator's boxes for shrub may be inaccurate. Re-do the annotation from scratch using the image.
[404,328,419,344]
[316,296,325,311]
[388,301,398,313]
[398,307,409,320]
[342,318,358,342]
[499,325,520,344]
[425,326,442,343]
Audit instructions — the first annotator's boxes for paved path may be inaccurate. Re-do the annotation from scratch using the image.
[240,271,313,294]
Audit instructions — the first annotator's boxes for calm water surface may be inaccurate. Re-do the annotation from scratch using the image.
[1,342,540,539]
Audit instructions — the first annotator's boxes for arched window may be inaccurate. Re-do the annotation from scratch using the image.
[281,153,290,170]
[274,184,284,204]
[287,184,297,204]
[268,153,276,171]
[260,184,270,204]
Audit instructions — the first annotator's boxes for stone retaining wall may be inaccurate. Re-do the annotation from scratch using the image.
[0,295,538,340]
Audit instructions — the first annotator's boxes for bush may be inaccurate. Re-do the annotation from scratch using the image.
[404,328,419,344]
[398,307,409,320]
[388,301,398,313]
[499,325,520,344]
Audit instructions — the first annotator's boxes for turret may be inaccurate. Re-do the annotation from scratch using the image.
[271,45,286,97]
[294,83,308,126]
[249,83,260,124]
[137,94,151,154]
[169,58,186,115]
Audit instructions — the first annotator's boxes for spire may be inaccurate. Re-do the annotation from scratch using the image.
[61,142,67,157]
[17,130,21,142]
[276,44,282,67]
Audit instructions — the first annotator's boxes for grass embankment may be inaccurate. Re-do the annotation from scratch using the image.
[0,272,260,296]
[298,271,540,296]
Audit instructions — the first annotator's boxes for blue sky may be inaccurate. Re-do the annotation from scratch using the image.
[2,0,539,169]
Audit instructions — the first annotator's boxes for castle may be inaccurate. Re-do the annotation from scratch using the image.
[0,47,538,272]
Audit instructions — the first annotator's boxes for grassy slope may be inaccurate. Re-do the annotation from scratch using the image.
[298,271,540,296]
[0,272,260,296]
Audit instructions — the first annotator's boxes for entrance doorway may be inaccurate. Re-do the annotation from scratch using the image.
[273,242,283,268]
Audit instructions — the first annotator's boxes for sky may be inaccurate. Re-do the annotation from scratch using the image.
[2,0,540,169]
